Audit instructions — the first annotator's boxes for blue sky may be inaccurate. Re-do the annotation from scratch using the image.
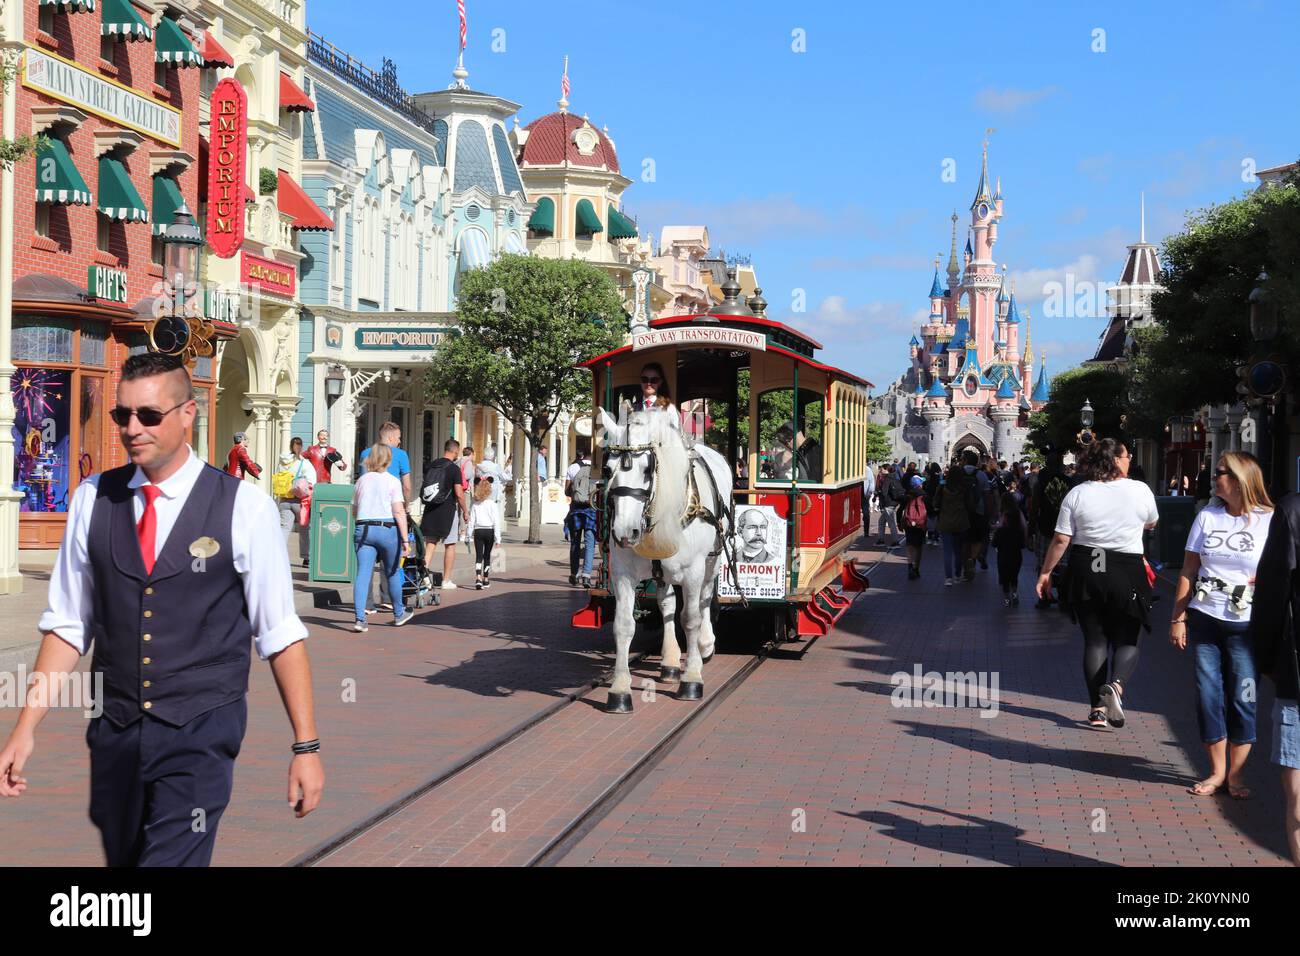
[309,0,1300,392]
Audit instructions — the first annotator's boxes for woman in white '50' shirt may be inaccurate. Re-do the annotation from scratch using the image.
[1170,452,1273,799]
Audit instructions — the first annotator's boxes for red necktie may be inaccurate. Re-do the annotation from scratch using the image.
[137,485,163,575]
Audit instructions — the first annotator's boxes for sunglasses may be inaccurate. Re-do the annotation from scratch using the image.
[1214,468,1233,478]
[109,400,189,427]
[641,377,661,385]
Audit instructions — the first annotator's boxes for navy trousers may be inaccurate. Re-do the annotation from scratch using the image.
[87,698,247,867]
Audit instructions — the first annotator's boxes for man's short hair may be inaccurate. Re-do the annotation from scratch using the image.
[444,438,461,453]
[961,448,979,466]
[379,421,400,437]
[739,509,768,530]
[121,352,194,400]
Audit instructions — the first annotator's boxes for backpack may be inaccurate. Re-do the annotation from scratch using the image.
[421,460,457,507]
[570,464,593,506]
[937,480,972,533]
[902,494,927,529]
[271,469,293,499]
[1037,474,1071,535]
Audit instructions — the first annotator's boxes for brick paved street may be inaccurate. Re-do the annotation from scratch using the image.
[0,533,628,866]
[557,543,1293,866]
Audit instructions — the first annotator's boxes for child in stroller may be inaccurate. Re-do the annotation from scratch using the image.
[403,522,440,609]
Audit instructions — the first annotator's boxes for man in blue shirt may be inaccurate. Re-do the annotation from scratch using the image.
[360,421,412,501]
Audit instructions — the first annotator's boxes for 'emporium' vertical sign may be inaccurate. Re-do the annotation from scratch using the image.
[206,78,247,259]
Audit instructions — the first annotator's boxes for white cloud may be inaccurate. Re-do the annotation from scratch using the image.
[1008,254,1104,301]
[788,297,929,344]
[974,85,1060,115]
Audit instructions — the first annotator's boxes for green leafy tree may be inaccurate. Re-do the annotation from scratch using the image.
[426,254,626,543]
[1129,163,1300,433]
[1026,364,1129,453]
[866,422,892,463]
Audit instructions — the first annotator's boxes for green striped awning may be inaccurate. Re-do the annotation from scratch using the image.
[527,196,554,235]
[151,175,184,235]
[35,139,92,205]
[607,205,638,240]
[575,198,601,236]
[98,156,148,222]
[39,0,95,11]
[156,16,203,66]
[101,0,150,39]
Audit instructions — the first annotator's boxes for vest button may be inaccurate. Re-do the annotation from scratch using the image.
[142,701,152,710]
[143,610,152,618]
[142,657,151,665]
[145,587,154,595]
[143,634,152,641]
[142,680,151,688]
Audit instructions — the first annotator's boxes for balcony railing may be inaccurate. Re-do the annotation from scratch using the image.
[306,31,438,136]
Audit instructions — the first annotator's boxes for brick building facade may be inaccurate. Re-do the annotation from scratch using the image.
[8,0,207,546]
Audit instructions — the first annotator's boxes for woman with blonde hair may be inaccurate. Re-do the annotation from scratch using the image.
[350,442,413,631]
[1171,451,1273,798]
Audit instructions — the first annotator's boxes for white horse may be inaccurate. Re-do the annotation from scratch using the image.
[598,406,733,713]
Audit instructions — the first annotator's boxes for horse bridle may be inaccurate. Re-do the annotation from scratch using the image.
[605,442,659,535]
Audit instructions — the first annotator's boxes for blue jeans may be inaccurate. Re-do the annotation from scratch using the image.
[354,523,405,624]
[567,508,596,576]
[1188,608,1257,745]
[941,532,964,579]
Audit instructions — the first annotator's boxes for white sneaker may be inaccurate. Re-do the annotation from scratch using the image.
[353,621,368,633]
[442,580,458,590]
[944,577,954,587]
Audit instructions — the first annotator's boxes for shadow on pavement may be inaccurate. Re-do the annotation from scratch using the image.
[843,802,1119,866]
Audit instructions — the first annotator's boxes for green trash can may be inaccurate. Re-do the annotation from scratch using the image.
[309,482,355,583]
[1154,496,1197,570]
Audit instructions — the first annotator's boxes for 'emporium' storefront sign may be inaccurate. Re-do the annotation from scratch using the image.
[207,79,247,259]
[355,328,455,350]
[23,47,182,147]
[240,252,295,298]
[631,326,766,352]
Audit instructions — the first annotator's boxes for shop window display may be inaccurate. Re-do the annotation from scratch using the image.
[12,367,72,513]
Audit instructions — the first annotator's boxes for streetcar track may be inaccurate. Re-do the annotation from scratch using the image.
[297,542,894,867]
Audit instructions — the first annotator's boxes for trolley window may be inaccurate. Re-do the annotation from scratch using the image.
[756,387,824,483]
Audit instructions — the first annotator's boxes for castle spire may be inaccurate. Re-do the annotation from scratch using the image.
[946,212,959,278]
[1022,309,1033,365]
[970,129,994,210]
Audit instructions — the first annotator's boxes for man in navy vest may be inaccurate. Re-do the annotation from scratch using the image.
[0,353,323,866]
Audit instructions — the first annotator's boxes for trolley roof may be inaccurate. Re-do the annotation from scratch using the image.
[581,313,874,390]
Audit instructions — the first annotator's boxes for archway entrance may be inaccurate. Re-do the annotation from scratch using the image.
[216,335,251,469]
[952,433,989,461]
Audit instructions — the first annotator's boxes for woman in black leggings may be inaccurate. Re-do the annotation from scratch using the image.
[1036,438,1160,728]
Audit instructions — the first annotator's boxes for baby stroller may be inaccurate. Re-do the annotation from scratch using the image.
[402,523,440,609]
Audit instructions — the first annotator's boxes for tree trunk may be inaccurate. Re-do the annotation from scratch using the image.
[527,430,543,543]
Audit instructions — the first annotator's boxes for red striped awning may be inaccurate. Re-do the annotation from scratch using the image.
[279,72,315,112]
[200,31,235,68]
[277,170,333,231]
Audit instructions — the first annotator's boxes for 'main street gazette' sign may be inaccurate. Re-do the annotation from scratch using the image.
[23,47,182,147]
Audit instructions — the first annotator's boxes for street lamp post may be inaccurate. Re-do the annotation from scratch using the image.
[1077,398,1095,447]
[149,204,210,359]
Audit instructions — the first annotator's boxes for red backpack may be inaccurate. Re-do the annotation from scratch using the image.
[902,493,927,529]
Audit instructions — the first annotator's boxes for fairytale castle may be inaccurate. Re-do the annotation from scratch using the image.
[871,142,1049,464]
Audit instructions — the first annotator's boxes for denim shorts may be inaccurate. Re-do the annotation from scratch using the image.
[1272,699,1300,770]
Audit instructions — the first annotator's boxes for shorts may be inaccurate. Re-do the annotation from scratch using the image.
[420,501,457,543]
[1272,699,1300,770]
[903,526,925,547]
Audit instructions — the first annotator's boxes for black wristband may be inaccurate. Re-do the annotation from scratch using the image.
[292,738,321,755]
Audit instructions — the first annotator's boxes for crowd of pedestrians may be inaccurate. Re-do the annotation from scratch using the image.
[866,440,1300,866]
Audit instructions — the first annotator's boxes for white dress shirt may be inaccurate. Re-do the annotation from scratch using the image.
[38,445,308,660]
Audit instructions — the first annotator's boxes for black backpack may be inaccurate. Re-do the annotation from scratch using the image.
[421,460,458,507]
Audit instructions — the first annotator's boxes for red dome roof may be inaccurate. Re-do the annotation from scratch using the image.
[518,112,620,174]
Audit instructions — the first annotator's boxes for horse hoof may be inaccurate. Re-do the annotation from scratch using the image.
[659,666,682,682]
[678,682,703,701]
[605,692,634,714]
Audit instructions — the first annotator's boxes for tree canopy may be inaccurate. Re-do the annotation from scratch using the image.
[1026,364,1129,454]
[425,254,627,541]
[1128,165,1300,433]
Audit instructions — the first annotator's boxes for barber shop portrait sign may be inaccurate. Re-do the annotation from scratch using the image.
[206,78,248,259]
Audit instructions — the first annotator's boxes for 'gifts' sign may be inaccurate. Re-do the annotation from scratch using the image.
[206,78,247,259]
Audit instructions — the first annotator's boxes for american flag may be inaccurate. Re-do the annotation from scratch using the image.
[457,0,467,51]
[561,55,569,100]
